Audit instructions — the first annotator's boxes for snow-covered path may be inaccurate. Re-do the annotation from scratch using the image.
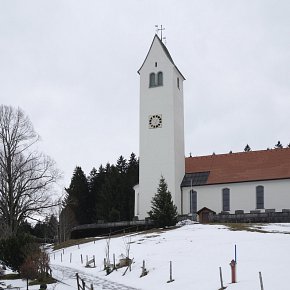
[51,264,140,290]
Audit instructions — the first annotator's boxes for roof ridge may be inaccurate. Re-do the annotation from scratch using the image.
[186,148,290,159]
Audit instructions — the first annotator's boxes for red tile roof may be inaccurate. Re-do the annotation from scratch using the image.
[185,148,290,185]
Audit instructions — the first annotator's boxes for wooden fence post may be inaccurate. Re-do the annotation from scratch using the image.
[76,273,80,290]
[93,255,95,268]
[167,261,174,283]
[259,272,264,290]
[90,283,94,290]
[140,260,148,277]
[61,253,62,262]
[81,254,83,264]
[82,279,85,290]
[219,267,224,289]
[70,253,72,263]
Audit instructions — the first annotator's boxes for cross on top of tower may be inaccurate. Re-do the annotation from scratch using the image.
[155,25,166,42]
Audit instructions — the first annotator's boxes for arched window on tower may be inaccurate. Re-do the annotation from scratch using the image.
[149,73,156,87]
[256,185,264,209]
[190,190,197,213]
[157,71,163,86]
[222,188,230,211]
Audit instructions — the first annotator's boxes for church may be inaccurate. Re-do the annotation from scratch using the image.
[134,34,290,221]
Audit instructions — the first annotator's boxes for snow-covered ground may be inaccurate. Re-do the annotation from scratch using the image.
[1,223,290,290]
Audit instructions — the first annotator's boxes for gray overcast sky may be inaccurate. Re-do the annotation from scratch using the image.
[1,0,290,191]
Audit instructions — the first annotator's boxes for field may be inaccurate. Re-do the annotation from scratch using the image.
[1,222,290,290]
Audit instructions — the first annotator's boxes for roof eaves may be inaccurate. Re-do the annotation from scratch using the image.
[182,177,290,187]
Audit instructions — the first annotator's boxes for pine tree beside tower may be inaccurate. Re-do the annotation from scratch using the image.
[148,177,178,227]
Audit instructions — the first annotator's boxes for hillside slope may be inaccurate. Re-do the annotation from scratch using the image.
[48,223,290,290]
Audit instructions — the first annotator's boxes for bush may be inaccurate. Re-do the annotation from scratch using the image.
[0,234,36,271]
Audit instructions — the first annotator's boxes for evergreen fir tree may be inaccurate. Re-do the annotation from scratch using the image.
[64,166,90,225]
[97,163,116,221]
[275,141,283,149]
[244,144,251,152]
[90,165,108,221]
[148,176,178,227]
[116,155,127,174]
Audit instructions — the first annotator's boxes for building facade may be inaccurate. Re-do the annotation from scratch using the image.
[134,35,290,220]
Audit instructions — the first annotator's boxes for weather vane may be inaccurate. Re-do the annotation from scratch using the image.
[155,25,166,43]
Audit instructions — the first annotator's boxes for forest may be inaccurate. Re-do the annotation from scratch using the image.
[61,153,139,229]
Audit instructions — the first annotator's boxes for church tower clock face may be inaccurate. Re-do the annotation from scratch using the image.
[149,114,162,129]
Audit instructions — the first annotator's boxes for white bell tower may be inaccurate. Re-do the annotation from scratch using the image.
[134,35,185,219]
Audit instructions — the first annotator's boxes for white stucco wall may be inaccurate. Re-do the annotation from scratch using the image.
[182,179,290,214]
[136,36,185,219]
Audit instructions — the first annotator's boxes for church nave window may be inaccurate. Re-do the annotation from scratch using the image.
[190,190,197,213]
[222,188,230,211]
[256,185,264,209]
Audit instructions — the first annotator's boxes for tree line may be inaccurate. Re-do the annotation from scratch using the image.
[61,153,139,229]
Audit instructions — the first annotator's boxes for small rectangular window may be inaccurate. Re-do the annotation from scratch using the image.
[177,77,180,89]
[155,62,157,67]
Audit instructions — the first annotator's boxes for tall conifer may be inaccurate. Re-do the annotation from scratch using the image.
[148,176,178,227]
[64,166,90,225]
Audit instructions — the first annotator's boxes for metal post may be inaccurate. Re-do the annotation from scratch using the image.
[235,244,237,263]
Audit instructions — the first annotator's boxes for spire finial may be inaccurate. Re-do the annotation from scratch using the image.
[155,25,166,42]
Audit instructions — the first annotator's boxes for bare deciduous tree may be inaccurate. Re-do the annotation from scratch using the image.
[0,105,61,237]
